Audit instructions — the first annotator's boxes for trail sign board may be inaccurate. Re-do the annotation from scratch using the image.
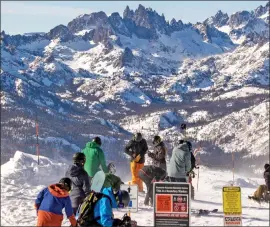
[222,186,242,214]
[222,186,242,226]
[154,182,190,227]
[120,184,138,212]
[224,215,242,226]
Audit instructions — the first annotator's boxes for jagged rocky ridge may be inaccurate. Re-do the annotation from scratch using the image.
[0,3,269,174]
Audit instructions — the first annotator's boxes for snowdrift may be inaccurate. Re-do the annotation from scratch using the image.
[1,151,69,186]
[1,151,269,226]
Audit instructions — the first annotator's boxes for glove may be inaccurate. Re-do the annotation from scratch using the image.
[133,154,141,163]
[186,170,195,177]
[113,218,122,227]
[121,214,131,227]
[122,214,131,223]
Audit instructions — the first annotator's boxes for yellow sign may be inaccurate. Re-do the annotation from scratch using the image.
[222,187,242,214]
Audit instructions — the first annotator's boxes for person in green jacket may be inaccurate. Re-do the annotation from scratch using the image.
[82,137,109,180]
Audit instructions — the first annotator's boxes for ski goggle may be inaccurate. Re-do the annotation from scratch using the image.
[116,191,124,208]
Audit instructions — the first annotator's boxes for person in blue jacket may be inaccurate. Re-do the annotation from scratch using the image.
[77,187,130,227]
[94,187,130,227]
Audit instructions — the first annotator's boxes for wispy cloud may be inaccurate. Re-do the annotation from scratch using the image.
[1,1,90,17]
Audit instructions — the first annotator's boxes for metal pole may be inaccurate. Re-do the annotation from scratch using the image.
[35,114,40,165]
[197,153,200,191]
[232,151,234,186]
[196,142,202,192]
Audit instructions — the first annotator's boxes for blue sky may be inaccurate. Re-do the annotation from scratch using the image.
[1,1,267,35]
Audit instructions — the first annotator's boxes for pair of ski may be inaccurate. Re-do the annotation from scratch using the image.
[191,208,218,217]
[248,195,269,204]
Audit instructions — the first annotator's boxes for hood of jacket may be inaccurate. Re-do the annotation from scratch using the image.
[86,141,100,149]
[66,164,85,177]
[154,141,165,148]
[175,142,190,152]
[101,187,118,208]
[48,183,69,198]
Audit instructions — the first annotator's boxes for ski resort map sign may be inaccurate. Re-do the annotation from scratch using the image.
[222,186,242,226]
[154,182,190,227]
[120,184,138,212]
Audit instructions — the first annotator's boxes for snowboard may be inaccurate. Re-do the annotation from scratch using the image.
[91,170,105,192]
[130,220,137,227]
[191,208,218,217]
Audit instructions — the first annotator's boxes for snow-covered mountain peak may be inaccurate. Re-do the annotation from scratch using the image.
[204,10,229,27]
[204,2,269,44]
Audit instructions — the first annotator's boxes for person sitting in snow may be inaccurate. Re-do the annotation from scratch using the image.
[65,152,91,215]
[35,177,76,227]
[76,187,131,227]
[103,162,124,192]
[249,163,270,202]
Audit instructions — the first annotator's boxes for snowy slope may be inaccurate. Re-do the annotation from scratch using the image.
[1,151,269,226]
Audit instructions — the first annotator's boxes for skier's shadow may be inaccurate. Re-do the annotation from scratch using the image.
[193,199,269,210]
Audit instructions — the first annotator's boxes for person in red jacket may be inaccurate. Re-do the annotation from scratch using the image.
[34,178,77,227]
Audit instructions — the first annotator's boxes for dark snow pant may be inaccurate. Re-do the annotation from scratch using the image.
[167,177,187,182]
[73,207,78,215]
[138,170,153,206]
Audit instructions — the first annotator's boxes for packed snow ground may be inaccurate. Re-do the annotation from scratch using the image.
[1,151,269,226]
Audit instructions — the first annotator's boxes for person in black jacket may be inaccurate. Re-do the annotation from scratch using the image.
[138,165,167,206]
[148,135,167,170]
[125,132,148,192]
[250,163,270,201]
[65,152,91,214]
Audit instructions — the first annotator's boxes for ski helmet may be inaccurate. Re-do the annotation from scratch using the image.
[108,162,116,174]
[93,137,102,146]
[73,152,86,165]
[59,177,72,191]
[264,163,270,170]
[153,135,162,145]
[115,190,130,208]
[134,133,142,142]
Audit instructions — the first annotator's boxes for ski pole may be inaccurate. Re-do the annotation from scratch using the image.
[35,113,40,165]
[197,154,200,192]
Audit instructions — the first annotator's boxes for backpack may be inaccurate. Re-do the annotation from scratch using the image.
[191,151,196,171]
[186,141,196,171]
[76,191,112,227]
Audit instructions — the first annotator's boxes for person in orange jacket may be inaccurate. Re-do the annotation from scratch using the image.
[125,132,148,192]
[34,177,77,227]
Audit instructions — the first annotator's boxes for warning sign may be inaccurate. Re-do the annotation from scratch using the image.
[156,194,172,212]
[222,187,242,214]
[224,215,242,226]
[154,182,190,227]
[120,184,138,212]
